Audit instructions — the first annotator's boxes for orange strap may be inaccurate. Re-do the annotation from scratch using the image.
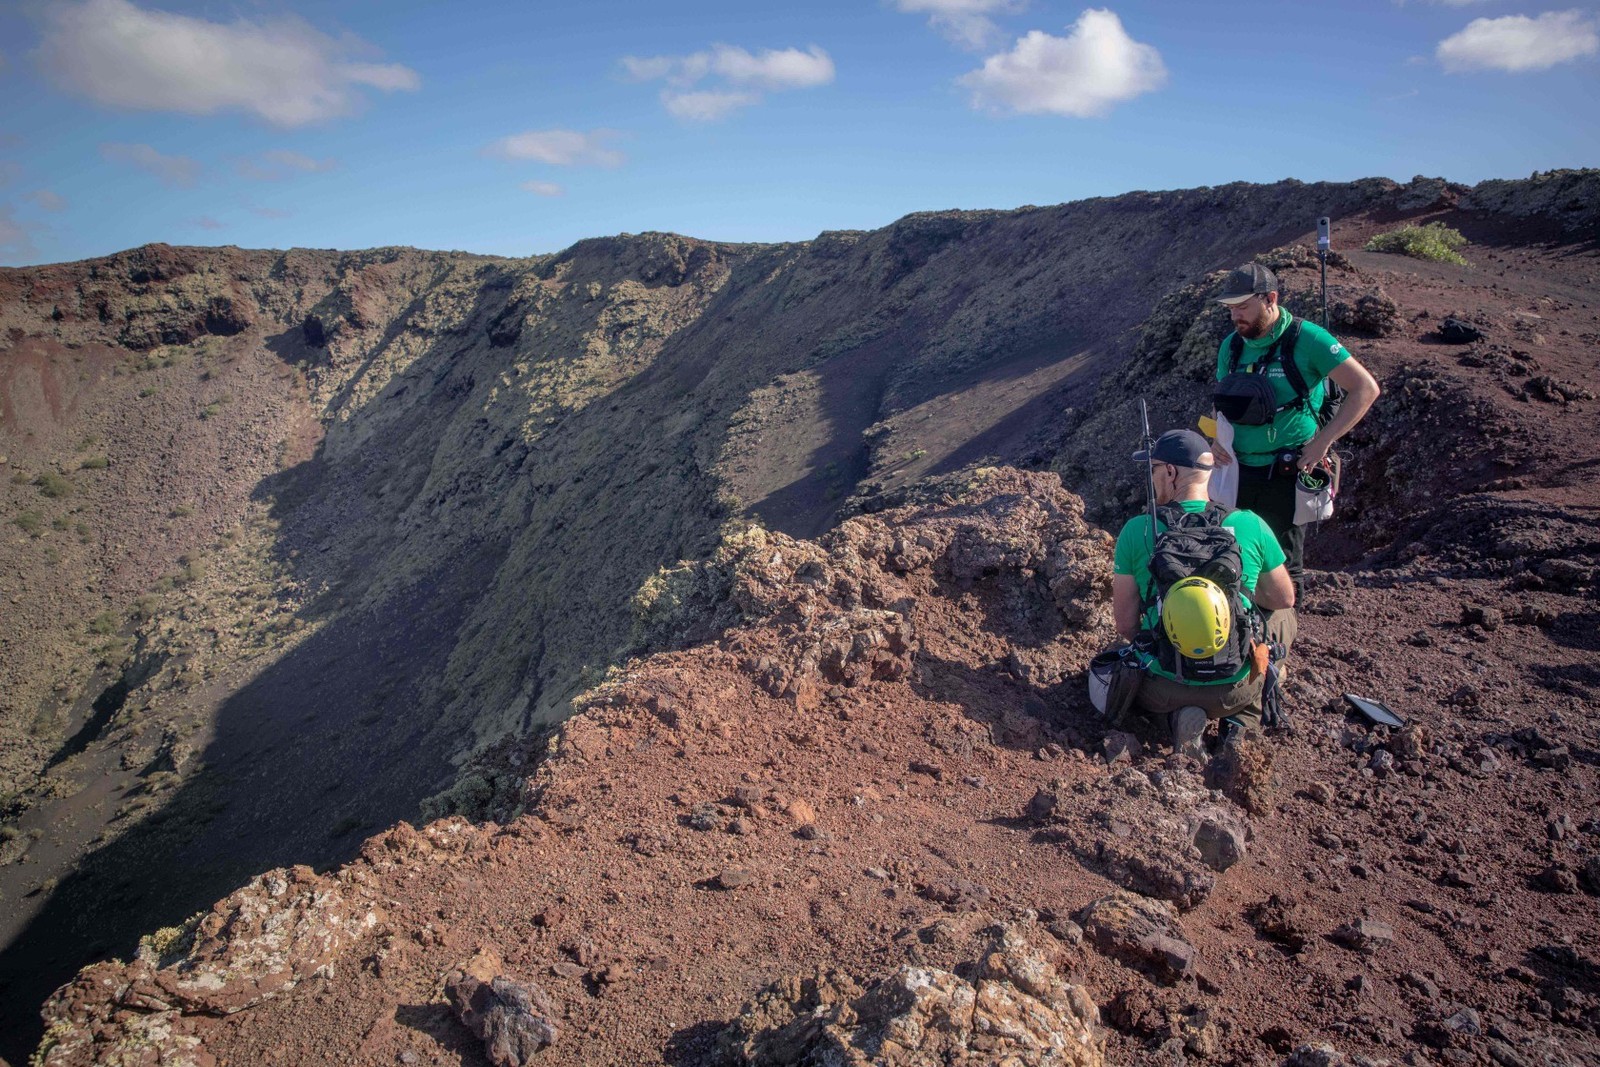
[1249,640,1270,680]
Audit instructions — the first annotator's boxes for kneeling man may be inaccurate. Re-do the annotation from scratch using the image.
[1111,429,1297,755]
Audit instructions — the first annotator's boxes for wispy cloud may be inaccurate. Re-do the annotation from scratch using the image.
[27,189,69,212]
[622,44,835,121]
[520,180,564,197]
[0,161,21,187]
[101,142,200,186]
[245,204,292,219]
[486,130,625,167]
[190,215,225,230]
[662,90,762,122]
[38,0,420,127]
[1,205,41,261]
[891,0,1020,50]
[958,9,1166,117]
[1437,10,1599,72]
[236,149,339,181]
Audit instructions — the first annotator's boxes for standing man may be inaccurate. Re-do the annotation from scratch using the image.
[1209,263,1380,589]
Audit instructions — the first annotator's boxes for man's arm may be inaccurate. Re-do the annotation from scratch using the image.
[1252,563,1296,610]
[1299,356,1380,470]
[1112,574,1144,641]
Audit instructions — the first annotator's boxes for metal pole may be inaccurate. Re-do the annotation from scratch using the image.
[1139,399,1157,552]
[1317,216,1331,327]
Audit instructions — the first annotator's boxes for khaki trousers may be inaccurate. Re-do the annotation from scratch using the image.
[1131,610,1298,731]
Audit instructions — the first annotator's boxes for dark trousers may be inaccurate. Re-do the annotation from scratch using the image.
[1236,458,1304,586]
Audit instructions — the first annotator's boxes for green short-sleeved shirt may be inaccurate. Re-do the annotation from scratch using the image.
[1112,500,1287,683]
[1216,310,1351,466]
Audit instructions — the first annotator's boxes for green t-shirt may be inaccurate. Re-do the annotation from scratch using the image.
[1112,500,1287,683]
[1216,310,1351,466]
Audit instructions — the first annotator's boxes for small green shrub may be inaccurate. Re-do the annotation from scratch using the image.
[138,386,159,398]
[52,516,70,530]
[13,511,43,535]
[42,545,60,565]
[1364,222,1469,265]
[170,505,194,518]
[89,610,119,635]
[34,472,72,498]
[80,455,109,470]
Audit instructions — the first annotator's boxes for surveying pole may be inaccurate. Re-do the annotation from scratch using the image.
[1317,216,1331,327]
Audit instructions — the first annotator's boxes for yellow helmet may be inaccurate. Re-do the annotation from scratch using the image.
[1162,576,1231,660]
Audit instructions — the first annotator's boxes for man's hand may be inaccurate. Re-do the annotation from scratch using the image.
[1210,438,1235,467]
[1297,438,1331,471]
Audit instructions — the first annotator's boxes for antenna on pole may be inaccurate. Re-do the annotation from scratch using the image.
[1317,216,1331,328]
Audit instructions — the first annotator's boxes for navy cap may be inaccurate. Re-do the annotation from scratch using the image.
[1133,429,1215,470]
[1217,263,1279,305]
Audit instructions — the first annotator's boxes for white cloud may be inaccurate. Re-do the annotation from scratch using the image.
[958,9,1166,117]
[520,180,564,197]
[622,44,834,121]
[892,0,1019,50]
[662,90,762,121]
[1437,10,1599,72]
[486,130,625,167]
[28,189,69,212]
[100,142,200,187]
[38,0,420,127]
[236,149,339,180]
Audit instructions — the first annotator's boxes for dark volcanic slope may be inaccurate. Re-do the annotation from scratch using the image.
[1,171,1597,1062]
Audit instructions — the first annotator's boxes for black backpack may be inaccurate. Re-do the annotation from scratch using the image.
[1137,503,1258,683]
[1214,317,1346,428]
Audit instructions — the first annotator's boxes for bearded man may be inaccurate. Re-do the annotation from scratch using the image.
[1209,263,1380,589]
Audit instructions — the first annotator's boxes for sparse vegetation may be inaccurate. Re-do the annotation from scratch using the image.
[13,511,43,536]
[89,610,119,635]
[80,455,109,470]
[138,386,159,398]
[1365,222,1469,265]
[34,471,72,498]
[170,505,194,518]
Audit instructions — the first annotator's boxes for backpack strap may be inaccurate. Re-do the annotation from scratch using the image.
[1227,316,1315,415]
[1272,319,1315,411]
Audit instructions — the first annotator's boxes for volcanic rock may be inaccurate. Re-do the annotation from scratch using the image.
[444,949,559,1066]
[718,922,1104,1066]
[1077,892,1197,984]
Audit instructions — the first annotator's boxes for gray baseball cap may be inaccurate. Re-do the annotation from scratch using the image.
[1216,263,1279,305]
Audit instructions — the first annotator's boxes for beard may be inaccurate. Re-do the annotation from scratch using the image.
[1235,305,1276,340]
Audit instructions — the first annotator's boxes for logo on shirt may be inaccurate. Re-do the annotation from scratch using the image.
[1330,343,1344,355]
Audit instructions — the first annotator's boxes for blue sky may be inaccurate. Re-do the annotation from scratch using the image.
[1,0,1596,266]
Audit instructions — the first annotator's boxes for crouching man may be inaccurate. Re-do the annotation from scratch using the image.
[1109,429,1297,756]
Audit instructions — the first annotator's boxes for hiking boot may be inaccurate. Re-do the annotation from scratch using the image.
[1217,716,1247,751]
[1170,706,1207,759]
